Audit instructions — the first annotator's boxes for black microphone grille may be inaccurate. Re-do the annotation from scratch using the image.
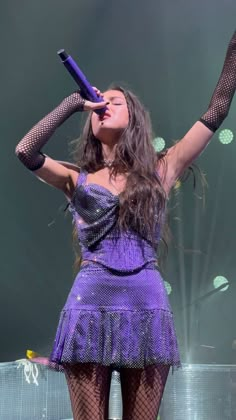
[57,49,68,61]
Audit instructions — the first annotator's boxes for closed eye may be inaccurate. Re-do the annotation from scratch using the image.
[107,96,125,106]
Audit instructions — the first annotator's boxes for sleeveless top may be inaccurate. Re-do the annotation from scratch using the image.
[68,169,161,273]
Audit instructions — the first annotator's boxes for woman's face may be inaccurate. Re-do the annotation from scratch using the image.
[91,89,129,142]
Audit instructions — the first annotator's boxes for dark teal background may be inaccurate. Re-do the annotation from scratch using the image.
[2,0,236,364]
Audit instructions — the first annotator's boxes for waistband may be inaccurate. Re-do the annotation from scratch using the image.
[80,259,159,273]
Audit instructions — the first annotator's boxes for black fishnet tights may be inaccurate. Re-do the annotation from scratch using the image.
[120,364,170,420]
[63,362,170,420]
[63,362,112,420]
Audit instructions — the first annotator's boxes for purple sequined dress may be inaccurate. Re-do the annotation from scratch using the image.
[49,169,180,369]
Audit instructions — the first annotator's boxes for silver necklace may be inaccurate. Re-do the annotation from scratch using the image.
[103,158,114,168]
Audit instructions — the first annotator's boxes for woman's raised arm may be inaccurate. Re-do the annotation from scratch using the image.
[15,90,107,193]
[161,30,236,191]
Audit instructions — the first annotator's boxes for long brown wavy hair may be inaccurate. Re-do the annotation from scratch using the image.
[70,85,169,271]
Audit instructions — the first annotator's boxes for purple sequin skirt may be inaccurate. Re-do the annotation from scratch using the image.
[49,262,180,369]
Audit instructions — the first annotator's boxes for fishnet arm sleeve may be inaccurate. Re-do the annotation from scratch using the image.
[15,92,85,171]
[160,30,236,190]
[200,30,236,132]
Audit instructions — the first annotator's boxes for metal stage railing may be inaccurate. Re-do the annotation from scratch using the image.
[1,361,236,419]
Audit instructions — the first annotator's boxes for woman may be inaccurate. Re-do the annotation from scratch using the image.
[15,30,236,420]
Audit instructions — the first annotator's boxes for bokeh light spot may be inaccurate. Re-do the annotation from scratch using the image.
[218,129,234,145]
[153,137,166,152]
[164,281,172,295]
[213,275,229,292]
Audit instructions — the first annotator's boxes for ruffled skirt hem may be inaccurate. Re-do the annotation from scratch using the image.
[48,307,181,371]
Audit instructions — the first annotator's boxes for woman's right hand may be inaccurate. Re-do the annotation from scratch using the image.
[64,88,108,112]
[84,86,108,111]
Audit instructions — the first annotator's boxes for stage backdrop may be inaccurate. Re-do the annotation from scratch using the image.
[2,0,236,365]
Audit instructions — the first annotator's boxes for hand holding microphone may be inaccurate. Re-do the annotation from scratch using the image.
[62,89,108,115]
[84,87,109,112]
[57,49,108,115]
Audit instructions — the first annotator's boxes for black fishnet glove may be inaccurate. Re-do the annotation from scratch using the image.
[15,92,85,170]
[200,30,236,132]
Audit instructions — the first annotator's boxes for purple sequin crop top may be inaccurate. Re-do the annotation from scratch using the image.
[68,170,160,272]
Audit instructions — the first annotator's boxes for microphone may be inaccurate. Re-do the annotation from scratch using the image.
[57,49,107,115]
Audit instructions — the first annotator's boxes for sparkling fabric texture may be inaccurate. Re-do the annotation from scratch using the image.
[15,92,85,170]
[200,30,236,132]
[68,170,160,272]
[50,170,180,370]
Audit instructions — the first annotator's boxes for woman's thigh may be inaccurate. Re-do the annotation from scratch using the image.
[119,364,170,420]
[63,362,113,420]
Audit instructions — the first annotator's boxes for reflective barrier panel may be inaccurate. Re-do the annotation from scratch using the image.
[1,361,236,419]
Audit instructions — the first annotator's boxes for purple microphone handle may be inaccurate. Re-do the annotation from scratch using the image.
[57,49,107,115]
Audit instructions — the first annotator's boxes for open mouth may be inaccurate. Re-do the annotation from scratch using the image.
[99,111,111,121]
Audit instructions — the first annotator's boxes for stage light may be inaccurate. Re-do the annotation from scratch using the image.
[218,129,234,144]
[153,137,166,152]
[164,281,172,295]
[213,275,229,292]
